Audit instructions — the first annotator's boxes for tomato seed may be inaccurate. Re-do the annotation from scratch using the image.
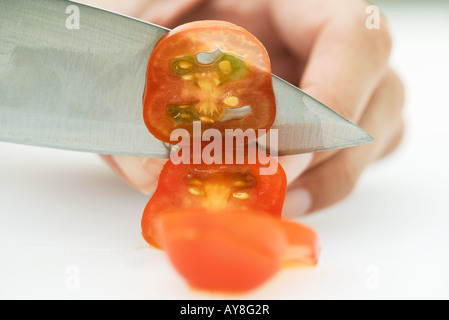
[178,61,193,69]
[188,187,204,196]
[199,117,215,124]
[224,96,239,107]
[232,192,249,200]
[218,60,232,74]
[233,181,246,187]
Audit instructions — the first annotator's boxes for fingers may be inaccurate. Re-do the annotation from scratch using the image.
[271,0,392,120]
[378,118,405,160]
[100,155,167,195]
[270,0,393,168]
[139,0,206,27]
[80,0,205,26]
[283,68,405,216]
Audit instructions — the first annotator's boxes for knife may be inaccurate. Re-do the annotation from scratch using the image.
[0,0,373,158]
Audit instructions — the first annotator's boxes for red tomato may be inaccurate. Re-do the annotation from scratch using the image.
[143,20,276,143]
[154,210,289,293]
[141,152,287,249]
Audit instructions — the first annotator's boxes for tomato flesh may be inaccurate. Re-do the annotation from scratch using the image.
[143,20,276,143]
[167,52,250,125]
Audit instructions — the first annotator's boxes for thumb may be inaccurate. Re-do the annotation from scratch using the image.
[100,155,166,195]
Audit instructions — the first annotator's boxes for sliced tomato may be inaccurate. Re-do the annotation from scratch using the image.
[141,152,287,249]
[279,219,321,267]
[154,209,288,293]
[140,20,321,293]
[143,20,276,143]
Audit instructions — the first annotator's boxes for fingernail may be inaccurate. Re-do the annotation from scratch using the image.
[282,188,312,217]
[112,156,166,195]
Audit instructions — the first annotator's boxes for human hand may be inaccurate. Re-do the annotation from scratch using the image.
[86,0,404,216]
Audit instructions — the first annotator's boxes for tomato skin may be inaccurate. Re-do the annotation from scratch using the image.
[154,210,288,293]
[141,154,287,249]
[143,20,276,143]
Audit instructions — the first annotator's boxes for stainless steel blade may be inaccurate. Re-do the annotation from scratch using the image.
[0,0,373,158]
[0,0,171,158]
[271,76,373,155]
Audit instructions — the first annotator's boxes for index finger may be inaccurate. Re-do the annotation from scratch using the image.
[271,0,392,121]
[270,0,392,167]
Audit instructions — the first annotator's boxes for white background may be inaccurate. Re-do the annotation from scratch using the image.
[1,1,448,299]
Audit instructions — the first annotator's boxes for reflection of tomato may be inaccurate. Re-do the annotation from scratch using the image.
[143,20,276,143]
[141,152,287,249]
[155,210,288,293]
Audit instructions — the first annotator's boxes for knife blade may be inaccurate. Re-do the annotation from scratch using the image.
[0,0,373,158]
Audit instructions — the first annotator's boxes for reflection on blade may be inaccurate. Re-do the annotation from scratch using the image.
[0,0,170,158]
[270,76,373,155]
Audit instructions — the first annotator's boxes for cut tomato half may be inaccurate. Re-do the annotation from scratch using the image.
[141,152,287,249]
[143,20,276,143]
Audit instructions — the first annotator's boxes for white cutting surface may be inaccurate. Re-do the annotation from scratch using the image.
[1,2,448,299]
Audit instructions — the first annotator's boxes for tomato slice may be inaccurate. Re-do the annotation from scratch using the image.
[141,152,287,249]
[143,20,276,143]
[154,209,288,293]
